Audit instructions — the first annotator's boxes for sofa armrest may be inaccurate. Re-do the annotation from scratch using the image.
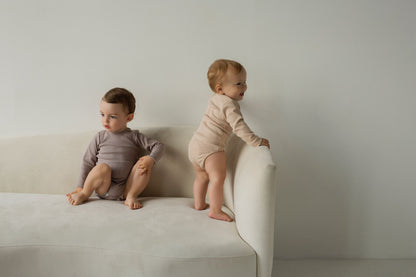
[230,143,277,277]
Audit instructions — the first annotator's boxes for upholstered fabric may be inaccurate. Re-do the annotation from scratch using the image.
[0,194,255,277]
[0,126,197,197]
[0,126,276,277]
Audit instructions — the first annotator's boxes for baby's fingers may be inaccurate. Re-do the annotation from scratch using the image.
[138,167,147,176]
[261,138,270,149]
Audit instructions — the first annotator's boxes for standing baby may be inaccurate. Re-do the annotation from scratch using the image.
[188,59,270,222]
[67,88,164,209]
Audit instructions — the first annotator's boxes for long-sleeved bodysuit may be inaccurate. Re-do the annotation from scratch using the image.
[188,93,262,169]
[77,128,164,200]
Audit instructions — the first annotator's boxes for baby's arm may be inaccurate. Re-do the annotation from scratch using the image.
[134,131,165,175]
[68,133,99,197]
[224,101,268,147]
[67,133,102,204]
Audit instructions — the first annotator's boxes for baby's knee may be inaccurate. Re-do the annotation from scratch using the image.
[209,173,226,185]
[197,171,209,182]
[95,163,111,176]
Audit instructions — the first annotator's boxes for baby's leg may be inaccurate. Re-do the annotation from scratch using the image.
[205,152,233,222]
[123,161,151,210]
[192,163,209,210]
[67,163,111,205]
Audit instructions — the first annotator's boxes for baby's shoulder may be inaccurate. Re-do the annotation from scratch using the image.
[94,130,107,141]
[127,129,148,144]
[211,94,237,109]
[128,128,143,138]
[85,130,107,148]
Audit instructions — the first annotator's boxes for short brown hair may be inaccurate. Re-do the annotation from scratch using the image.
[207,59,245,92]
[102,87,136,114]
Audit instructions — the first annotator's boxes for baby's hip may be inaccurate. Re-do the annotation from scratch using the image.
[188,136,225,154]
[96,182,125,200]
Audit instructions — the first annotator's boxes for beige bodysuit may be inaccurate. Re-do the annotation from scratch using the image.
[188,93,262,169]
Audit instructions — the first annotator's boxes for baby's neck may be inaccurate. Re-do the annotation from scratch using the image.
[107,127,129,133]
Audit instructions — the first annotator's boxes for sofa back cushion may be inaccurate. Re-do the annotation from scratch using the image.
[0,126,196,197]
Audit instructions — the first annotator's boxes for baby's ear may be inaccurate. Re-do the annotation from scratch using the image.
[127,113,134,122]
[215,84,223,94]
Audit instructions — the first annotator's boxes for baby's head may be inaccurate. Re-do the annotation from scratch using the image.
[100,88,136,133]
[102,87,136,114]
[207,59,247,100]
[207,59,245,92]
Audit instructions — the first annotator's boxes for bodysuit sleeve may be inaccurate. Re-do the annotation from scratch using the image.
[223,100,263,147]
[135,131,165,162]
[76,133,100,188]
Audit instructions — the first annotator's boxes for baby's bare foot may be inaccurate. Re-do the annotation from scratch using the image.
[67,191,89,205]
[209,211,233,222]
[194,202,209,210]
[124,197,143,210]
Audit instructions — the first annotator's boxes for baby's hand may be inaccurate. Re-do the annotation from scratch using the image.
[260,138,270,149]
[137,156,155,176]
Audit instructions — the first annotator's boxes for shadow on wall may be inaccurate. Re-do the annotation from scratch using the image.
[275,88,371,258]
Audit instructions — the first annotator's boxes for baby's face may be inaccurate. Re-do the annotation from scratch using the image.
[218,68,247,101]
[99,101,133,133]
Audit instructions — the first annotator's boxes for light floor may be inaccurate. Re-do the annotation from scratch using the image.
[272,259,416,277]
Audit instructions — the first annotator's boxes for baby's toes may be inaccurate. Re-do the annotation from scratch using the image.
[133,201,142,210]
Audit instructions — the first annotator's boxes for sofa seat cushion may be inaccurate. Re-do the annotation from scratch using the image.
[0,193,256,277]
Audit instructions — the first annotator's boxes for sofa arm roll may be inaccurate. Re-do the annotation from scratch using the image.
[232,145,277,277]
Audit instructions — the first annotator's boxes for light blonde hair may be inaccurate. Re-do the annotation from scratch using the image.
[207,59,245,92]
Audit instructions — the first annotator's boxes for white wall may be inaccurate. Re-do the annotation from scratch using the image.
[1,0,415,259]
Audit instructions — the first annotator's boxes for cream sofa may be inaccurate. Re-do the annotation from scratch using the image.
[0,126,276,277]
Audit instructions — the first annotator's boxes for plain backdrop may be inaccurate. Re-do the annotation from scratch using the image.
[1,0,415,259]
